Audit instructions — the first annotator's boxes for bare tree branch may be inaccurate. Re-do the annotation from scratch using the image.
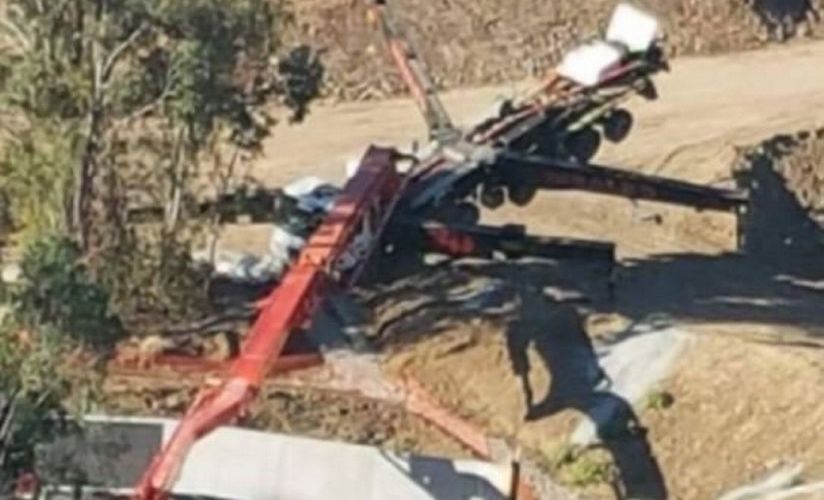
[111,73,174,132]
[101,23,148,83]
[0,390,21,469]
[0,17,31,53]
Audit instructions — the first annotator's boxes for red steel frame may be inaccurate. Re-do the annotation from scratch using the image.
[110,352,323,379]
[133,147,403,499]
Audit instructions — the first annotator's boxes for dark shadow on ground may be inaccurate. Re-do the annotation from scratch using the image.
[610,136,824,336]
[749,0,820,38]
[372,262,667,498]
[505,297,667,500]
[367,134,824,499]
[381,451,508,500]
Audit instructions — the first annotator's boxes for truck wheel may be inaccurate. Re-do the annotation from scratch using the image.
[566,128,601,163]
[508,184,537,206]
[480,185,506,210]
[603,109,634,143]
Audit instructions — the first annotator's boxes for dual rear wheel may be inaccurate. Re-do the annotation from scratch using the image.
[564,108,634,163]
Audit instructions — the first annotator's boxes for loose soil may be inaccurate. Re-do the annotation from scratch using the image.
[366,130,824,498]
[100,372,472,460]
[285,0,824,102]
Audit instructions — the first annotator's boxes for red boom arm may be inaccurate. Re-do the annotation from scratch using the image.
[133,147,402,499]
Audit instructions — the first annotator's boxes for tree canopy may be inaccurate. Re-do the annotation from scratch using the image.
[0,0,322,488]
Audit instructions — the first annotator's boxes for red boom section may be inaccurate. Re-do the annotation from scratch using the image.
[133,147,401,499]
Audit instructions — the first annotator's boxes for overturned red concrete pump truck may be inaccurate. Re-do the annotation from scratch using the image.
[129,1,748,497]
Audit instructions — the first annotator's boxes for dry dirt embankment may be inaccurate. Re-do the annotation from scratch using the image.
[286,0,823,102]
[370,129,824,499]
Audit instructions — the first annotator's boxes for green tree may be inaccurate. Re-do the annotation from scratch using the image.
[0,0,321,319]
[0,314,91,493]
[0,1,321,485]
[12,234,121,348]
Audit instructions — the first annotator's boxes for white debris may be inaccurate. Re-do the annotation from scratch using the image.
[557,2,660,87]
[197,225,307,284]
[282,176,327,198]
[283,176,339,213]
[202,251,279,284]
[765,482,824,500]
[716,465,824,500]
[194,175,342,283]
[269,225,306,269]
[345,157,361,180]
[607,3,660,53]
[558,41,625,87]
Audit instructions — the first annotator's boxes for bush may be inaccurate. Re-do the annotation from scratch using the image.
[0,123,77,242]
[0,234,110,486]
[9,235,122,349]
[92,226,210,329]
[564,454,613,487]
[645,390,675,411]
[548,444,614,488]
[0,318,74,485]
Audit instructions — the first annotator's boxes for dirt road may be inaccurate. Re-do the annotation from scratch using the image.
[258,39,824,188]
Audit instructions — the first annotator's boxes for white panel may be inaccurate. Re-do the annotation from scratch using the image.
[557,41,624,87]
[606,3,660,53]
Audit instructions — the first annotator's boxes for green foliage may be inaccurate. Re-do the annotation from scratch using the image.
[545,443,578,470]
[96,227,209,324]
[645,389,675,411]
[0,233,110,481]
[0,0,322,327]
[0,319,75,483]
[277,44,325,123]
[9,234,121,349]
[0,6,92,120]
[0,122,77,240]
[0,0,323,484]
[548,444,614,488]
[564,454,613,487]
[0,0,313,231]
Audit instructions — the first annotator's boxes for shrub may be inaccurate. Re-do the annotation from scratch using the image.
[10,235,122,349]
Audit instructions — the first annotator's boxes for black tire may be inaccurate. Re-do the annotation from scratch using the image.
[508,184,537,207]
[639,78,659,101]
[565,128,601,163]
[480,185,506,210]
[603,109,634,143]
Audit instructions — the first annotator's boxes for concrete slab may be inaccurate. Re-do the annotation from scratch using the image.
[41,415,514,500]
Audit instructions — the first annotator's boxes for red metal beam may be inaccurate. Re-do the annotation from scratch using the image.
[133,147,402,499]
[109,352,323,379]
